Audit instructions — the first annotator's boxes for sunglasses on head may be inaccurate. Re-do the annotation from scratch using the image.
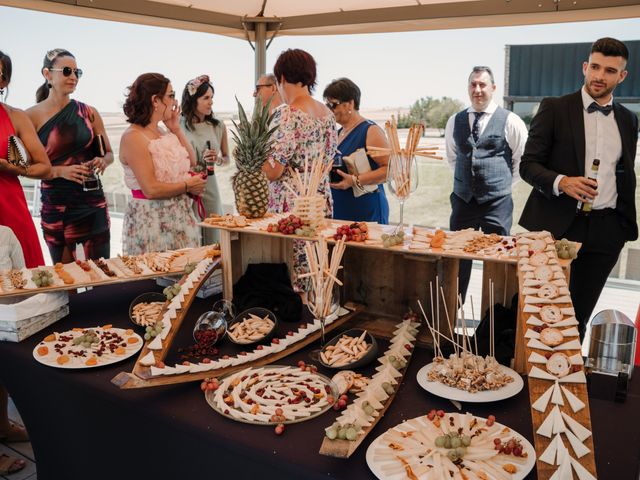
[49,67,83,79]
[325,100,342,110]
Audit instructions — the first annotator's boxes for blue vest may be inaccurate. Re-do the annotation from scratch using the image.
[452,107,513,203]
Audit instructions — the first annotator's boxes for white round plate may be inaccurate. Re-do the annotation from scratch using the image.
[366,414,536,480]
[416,362,524,403]
[33,327,143,369]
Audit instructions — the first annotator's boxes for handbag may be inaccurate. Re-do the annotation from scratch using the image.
[7,135,30,169]
[91,134,106,158]
[342,148,378,198]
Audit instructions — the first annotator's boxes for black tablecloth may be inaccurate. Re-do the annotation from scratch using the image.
[0,281,638,480]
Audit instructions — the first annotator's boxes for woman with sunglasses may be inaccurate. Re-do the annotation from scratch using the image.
[0,50,51,269]
[323,78,390,224]
[26,49,113,263]
[180,75,229,244]
[119,73,206,255]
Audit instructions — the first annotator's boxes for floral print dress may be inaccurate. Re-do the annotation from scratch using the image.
[122,133,201,255]
[267,105,338,292]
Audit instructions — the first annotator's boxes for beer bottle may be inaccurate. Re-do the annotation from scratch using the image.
[576,159,600,215]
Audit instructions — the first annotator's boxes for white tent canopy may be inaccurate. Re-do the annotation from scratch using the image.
[4,0,640,78]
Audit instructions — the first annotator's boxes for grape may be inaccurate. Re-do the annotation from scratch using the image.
[455,447,466,457]
[144,333,151,340]
[462,435,471,447]
[450,437,461,448]
[382,240,391,248]
[363,405,374,416]
[381,234,389,240]
[338,428,347,440]
[435,436,445,448]
[447,450,458,462]
[346,428,358,441]
[326,427,338,440]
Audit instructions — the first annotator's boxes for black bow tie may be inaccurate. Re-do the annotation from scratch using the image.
[587,102,613,116]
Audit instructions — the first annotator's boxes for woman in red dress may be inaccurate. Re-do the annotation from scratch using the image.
[0,50,51,268]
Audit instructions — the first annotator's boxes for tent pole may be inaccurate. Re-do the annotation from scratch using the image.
[254,21,267,83]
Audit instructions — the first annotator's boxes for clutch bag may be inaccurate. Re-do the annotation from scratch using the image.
[7,135,30,169]
[343,148,378,198]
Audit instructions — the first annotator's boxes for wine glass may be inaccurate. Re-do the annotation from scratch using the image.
[308,283,340,362]
[386,151,418,233]
[192,299,235,345]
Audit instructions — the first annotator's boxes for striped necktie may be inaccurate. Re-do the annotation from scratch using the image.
[472,112,485,143]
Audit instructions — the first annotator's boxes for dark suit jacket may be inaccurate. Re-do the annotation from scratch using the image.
[519,90,638,240]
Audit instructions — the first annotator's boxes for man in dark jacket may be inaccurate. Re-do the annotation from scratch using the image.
[519,37,638,340]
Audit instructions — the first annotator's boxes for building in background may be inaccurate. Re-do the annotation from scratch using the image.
[504,40,640,124]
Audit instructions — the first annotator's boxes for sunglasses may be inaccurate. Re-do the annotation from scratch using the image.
[49,67,83,79]
[325,100,342,111]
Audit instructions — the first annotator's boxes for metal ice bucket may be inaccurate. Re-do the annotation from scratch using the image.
[586,310,636,378]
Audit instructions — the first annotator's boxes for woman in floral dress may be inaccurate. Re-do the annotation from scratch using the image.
[264,49,337,291]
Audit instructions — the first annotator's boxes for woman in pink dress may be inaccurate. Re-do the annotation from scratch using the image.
[0,50,50,268]
[119,73,206,255]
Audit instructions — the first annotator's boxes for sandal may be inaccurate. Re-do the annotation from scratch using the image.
[0,453,25,475]
[0,422,29,443]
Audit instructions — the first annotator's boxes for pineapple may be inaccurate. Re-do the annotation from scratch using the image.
[231,98,278,218]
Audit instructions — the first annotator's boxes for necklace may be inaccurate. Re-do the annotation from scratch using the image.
[338,117,365,142]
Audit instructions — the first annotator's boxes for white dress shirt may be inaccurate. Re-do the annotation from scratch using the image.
[552,87,622,209]
[445,101,528,185]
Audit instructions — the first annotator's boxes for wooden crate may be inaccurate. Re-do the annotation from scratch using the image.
[0,305,69,342]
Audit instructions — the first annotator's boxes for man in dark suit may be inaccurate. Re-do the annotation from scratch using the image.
[520,37,638,340]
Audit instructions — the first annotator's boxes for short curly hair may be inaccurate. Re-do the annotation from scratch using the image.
[273,49,317,93]
[123,73,170,126]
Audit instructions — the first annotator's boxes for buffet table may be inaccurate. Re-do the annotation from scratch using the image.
[0,281,638,480]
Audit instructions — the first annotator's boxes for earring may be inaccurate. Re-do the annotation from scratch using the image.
[47,83,52,88]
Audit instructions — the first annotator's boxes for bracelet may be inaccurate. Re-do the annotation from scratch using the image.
[21,165,29,177]
[184,181,188,194]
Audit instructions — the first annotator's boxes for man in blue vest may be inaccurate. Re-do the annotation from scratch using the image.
[445,66,528,301]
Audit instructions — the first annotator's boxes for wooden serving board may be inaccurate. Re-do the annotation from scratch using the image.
[113,301,365,389]
[0,246,217,299]
[318,325,420,459]
[517,265,596,478]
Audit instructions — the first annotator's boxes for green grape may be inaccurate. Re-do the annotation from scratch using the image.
[434,436,445,448]
[363,405,374,416]
[455,447,466,458]
[338,428,347,440]
[382,240,391,248]
[447,450,459,462]
[345,428,358,441]
[462,435,471,447]
[144,333,151,340]
[326,427,338,440]
[450,437,461,448]
[444,436,452,449]
[381,234,389,240]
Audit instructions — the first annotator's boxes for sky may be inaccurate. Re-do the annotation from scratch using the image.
[1,5,639,114]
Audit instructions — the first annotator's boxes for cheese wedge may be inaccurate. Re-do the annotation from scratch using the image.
[558,370,587,384]
[527,338,553,351]
[526,316,545,326]
[569,354,584,365]
[528,351,548,364]
[551,406,566,434]
[565,429,590,458]
[140,351,156,366]
[551,381,564,406]
[561,411,592,442]
[523,304,541,313]
[529,365,557,381]
[561,327,580,337]
[555,339,583,351]
[532,384,554,413]
[539,433,559,465]
[549,455,572,480]
[570,456,597,480]
[536,408,555,438]
[560,386,586,414]
[525,329,540,339]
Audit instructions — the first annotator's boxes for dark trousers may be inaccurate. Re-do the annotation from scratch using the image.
[449,193,513,302]
[562,209,626,341]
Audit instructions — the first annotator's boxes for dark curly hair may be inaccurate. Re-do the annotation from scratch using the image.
[181,80,219,132]
[36,48,75,103]
[591,37,629,61]
[323,78,361,111]
[273,49,317,93]
[123,73,170,126]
